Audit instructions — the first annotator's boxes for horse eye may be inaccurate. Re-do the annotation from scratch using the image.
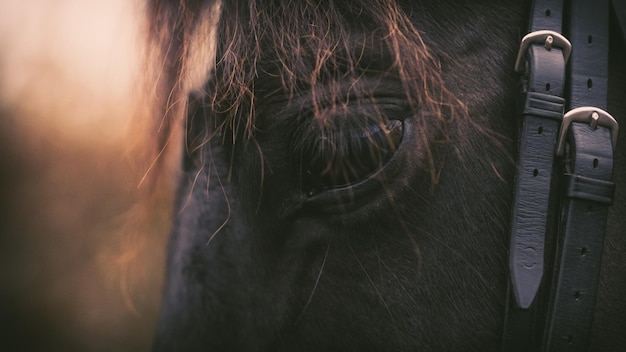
[303,120,403,195]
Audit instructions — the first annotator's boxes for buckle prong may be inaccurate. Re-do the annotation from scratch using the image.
[545,35,554,50]
[590,112,600,130]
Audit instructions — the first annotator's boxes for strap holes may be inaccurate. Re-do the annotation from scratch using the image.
[587,78,593,90]
[593,158,599,168]
[575,291,581,300]
[533,169,539,177]
[546,83,551,91]
[581,247,588,256]
[586,204,593,213]
[538,127,544,135]
[588,35,593,44]
[567,335,574,344]
[545,9,551,17]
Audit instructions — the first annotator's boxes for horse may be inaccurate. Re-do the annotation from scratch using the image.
[144,0,626,350]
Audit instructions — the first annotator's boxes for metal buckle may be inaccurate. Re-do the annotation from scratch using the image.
[514,30,572,73]
[556,107,619,157]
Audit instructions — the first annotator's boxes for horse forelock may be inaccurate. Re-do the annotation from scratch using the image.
[214,1,468,133]
[144,0,494,192]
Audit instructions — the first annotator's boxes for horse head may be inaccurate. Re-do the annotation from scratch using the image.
[147,1,626,350]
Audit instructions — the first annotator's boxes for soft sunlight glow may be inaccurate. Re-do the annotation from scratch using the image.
[0,0,143,141]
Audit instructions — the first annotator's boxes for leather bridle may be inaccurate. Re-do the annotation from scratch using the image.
[502,0,624,351]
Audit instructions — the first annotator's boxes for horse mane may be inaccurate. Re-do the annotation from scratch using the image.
[143,0,471,186]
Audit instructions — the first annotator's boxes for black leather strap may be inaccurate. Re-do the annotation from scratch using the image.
[503,0,620,351]
[508,49,566,309]
[541,1,615,350]
[543,123,614,351]
[507,0,567,310]
[502,2,567,350]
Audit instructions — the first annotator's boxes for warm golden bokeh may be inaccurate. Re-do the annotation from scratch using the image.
[0,1,171,350]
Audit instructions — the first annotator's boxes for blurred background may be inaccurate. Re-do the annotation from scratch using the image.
[0,1,172,350]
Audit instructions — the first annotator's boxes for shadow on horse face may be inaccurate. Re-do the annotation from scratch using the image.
[151,1,626,350]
